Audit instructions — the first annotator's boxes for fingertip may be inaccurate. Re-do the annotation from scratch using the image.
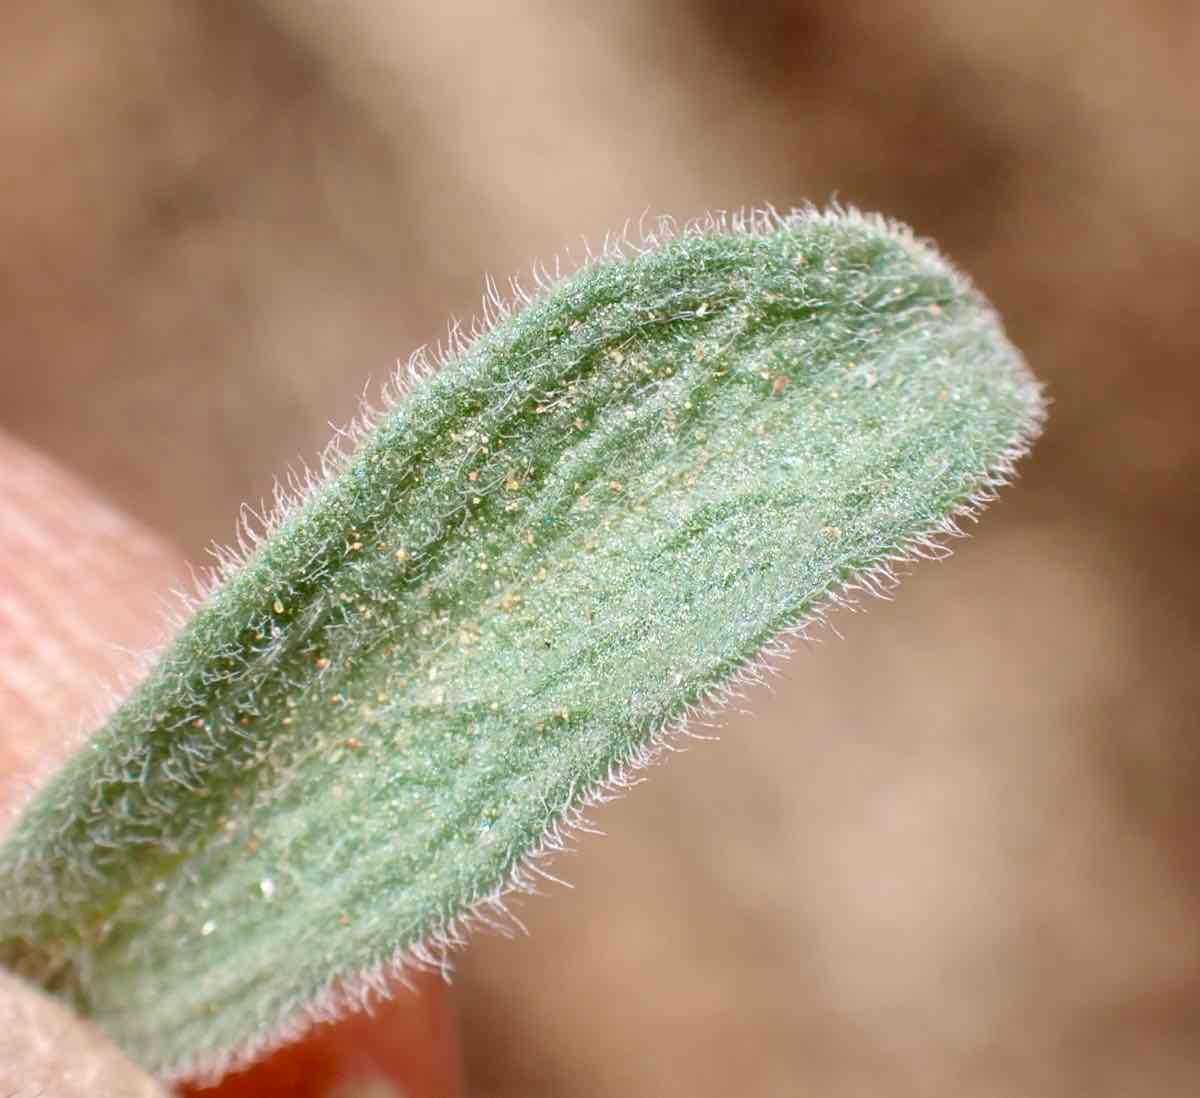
[0,430,187,829]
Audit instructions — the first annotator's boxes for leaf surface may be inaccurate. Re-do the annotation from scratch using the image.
[0,210,1043,1078]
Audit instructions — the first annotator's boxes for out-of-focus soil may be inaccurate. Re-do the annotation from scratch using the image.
[2,2,1197,1094]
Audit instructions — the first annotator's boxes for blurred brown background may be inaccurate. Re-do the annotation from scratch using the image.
[2,2,1198,1094]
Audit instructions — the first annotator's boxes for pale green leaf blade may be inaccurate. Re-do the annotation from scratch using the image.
[0,210,1043,1078]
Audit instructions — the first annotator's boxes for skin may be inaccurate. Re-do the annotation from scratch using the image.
[0,430,459,1097]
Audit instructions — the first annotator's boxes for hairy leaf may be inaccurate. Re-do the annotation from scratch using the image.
[0,210,1043,1078]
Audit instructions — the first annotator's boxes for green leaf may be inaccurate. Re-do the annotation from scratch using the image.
[0,209,1043,1079]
